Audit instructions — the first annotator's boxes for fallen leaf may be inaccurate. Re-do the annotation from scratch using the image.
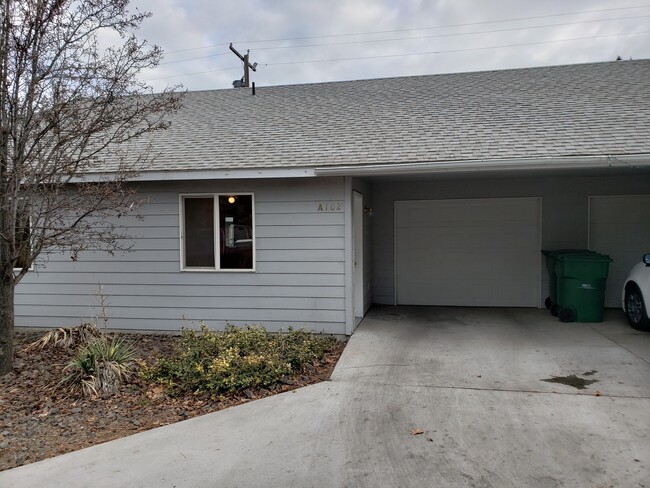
[146,385,165,400]
[409,429,424,435]
[593,390,601,397]
[426,437,434,442]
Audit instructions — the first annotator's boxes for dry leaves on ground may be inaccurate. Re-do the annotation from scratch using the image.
[0,332,345,471]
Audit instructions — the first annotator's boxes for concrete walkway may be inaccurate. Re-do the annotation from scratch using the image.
[1,307,649,487]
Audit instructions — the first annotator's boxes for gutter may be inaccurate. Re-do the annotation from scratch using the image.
[313,154,650,177]
[72,154,650,183]
[73,166,317,183]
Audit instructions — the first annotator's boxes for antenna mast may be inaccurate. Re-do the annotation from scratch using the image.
[229,43,257,87]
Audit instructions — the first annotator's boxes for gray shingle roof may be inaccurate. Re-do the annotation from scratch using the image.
[109,60,650,174]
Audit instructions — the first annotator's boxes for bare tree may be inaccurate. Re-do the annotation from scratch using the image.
[0,0,182,374]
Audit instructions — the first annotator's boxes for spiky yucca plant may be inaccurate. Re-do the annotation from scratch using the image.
[59,336,135,398]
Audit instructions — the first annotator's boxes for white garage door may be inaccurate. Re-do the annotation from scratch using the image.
[589,195,650,308]
[395,197,541,307]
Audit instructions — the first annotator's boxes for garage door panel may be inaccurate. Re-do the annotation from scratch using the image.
[402,280,536,307]
[410,227,539,250]
[396,197,541,307]
[398,201,536,225]
[589,195,650,308]
[428,252,532,277]
[398,228,433,250]
[590,223,650,247]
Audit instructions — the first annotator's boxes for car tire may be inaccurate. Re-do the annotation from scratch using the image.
[625,285,650,331]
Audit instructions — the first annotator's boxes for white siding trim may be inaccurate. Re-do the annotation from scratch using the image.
[392,203,398,306]
[353,191,364,322]
[537,197,544,309]
[344,177,354,335]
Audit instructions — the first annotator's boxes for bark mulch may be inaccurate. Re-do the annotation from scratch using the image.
[0,331,345,472]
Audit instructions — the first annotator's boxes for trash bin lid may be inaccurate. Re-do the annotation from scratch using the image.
[542,249,592,258]
[556,252,612,262]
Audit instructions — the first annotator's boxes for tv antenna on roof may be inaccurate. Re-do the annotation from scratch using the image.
[230,43,257,88]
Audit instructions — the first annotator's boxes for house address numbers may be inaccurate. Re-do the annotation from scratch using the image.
[317,201,343,212]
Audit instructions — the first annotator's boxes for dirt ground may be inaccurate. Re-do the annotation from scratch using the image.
[0,331,345,472]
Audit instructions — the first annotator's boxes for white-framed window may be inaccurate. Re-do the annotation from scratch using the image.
[180,193,255,271]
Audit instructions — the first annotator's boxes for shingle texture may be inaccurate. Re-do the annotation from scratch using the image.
[108,60,650,173]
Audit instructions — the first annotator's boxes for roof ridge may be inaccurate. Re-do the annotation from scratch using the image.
[176,58,650,95]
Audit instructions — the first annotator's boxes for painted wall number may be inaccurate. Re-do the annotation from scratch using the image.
[317,202,343,212]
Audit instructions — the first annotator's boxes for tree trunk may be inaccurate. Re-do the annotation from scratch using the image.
[0,274,14,375]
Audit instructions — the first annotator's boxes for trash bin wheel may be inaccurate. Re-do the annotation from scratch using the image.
[550,303,559,317]
[559,307,576,323]
[544,297,552,309]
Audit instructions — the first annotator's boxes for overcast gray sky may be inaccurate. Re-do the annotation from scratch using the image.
[130,0,650,92]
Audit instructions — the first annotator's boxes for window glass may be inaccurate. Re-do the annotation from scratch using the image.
[184,197,215,267]
[219,195,253,270]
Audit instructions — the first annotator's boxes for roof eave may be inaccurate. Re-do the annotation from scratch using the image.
[74,166,317,183]
[313,154,650,177]
[71,154,650,183]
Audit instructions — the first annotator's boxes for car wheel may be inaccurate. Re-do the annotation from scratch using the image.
[625,285,650,331]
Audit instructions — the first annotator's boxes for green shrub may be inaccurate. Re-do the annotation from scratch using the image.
[146,324,336,395]
[58,336,136,398]
[276,328,336,370]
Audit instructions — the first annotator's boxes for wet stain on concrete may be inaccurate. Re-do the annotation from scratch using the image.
[541,374,599,390]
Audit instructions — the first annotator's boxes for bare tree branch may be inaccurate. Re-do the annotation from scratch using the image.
[0,0,183,374]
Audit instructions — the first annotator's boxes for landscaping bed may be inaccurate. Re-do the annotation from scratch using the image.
[0,328,345,471]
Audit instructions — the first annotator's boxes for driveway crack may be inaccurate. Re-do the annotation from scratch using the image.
[341,381,650,400]
[585,324,650,365]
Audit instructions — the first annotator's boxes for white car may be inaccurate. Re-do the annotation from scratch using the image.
[623,253,650,330]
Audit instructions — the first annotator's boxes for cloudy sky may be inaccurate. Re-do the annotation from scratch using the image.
[129,0,650,92]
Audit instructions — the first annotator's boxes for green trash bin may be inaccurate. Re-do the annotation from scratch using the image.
[554,252,612,323]
[541,249,593,316]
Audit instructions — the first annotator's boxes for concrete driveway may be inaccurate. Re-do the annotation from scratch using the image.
[1,307,649,487]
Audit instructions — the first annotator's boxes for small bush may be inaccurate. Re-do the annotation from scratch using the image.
[145,324,336,395]
[276,328,336,370]
[58,336,136,398]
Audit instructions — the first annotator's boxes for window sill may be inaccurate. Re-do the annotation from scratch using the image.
[180,267,256,273]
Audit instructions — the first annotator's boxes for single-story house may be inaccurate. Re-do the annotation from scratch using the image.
[16,59,650,335]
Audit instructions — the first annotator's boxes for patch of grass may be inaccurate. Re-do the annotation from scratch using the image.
[145,324,337,396]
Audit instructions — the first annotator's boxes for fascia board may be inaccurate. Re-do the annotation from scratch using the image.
[313,154,650,176]
[72,167,317,183]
